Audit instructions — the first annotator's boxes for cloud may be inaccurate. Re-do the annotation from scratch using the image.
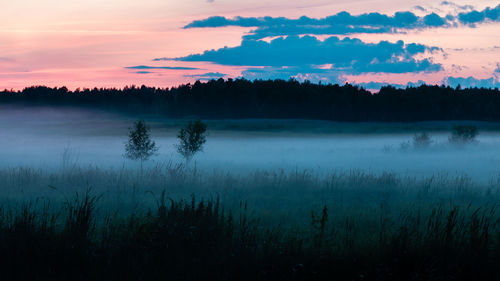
[414,6,427,12]
[185,72,226,80]
[184,11,428,29]
[135,71,154,74]
[441,1,474,11]
[443,76,500,88]
[239,25,392,41]
[458,4,500,25]
[184,5,499,40]
[240,66,345,84]
[171,35,442,74]
[355,80,427,89]
[423,12,446,26]
[358,76,500,90]
[184,11,444,40]
[125,65,199,70]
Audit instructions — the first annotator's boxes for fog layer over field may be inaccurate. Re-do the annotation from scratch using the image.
[2,106,500,181]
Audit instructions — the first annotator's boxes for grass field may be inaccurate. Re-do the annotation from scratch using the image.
[0,164,498,280]
[1,107,499,279]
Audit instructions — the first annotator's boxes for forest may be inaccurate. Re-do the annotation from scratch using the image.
[2,79,500,121]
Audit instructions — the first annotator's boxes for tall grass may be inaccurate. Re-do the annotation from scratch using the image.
[0,165,498,280]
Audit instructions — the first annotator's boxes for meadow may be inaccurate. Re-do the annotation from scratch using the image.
[1,106,500,280]
[0,164,499,280]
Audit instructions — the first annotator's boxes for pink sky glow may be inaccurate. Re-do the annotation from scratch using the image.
[0,0,499,90]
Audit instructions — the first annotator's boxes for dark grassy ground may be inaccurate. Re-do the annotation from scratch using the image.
[0,170,498,280]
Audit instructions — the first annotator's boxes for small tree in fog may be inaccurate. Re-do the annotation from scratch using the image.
[176,120,207,163]
[413,132,431,149]
[124,120,158,170]
[449,125,478,144]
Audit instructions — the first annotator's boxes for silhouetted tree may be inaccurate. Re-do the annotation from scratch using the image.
[449,125,478,144]
[3,81,500,122]
[124,120,158,170]
[176,120,207,163]
[413,132,431,149]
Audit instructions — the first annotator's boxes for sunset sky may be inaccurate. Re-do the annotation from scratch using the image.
[1,0,499,90]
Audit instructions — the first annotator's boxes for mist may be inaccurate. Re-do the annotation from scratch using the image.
[2,105,500,182]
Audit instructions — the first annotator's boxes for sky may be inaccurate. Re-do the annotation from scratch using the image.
[0,0,499,90]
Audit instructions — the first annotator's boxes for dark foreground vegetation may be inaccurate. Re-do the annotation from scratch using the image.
[0,166,499,281]
[2,79,500,121]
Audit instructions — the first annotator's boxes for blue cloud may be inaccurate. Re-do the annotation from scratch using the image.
[423,13,447,26]
[185,72,226,77]
[414,6,427,12]
[185,72,227,80]
[240,66,345,84]
[172,36,442,74]
[357,76,500,90]
[459,11,486,24]
[443,76,500,88]
[184,5,499,39]
[240,25,392,41]
[134,71,154,74]
[355,80,427,89]
[185,11,429,29]
[185,11,445,40]
[184,16,271,28]
[441,1,474,11]
[125,65,199,70]
[458,4,500,25]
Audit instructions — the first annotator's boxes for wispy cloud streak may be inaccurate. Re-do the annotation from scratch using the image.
[125,65,200,70]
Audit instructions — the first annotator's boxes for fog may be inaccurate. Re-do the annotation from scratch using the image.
[2,106,500,182]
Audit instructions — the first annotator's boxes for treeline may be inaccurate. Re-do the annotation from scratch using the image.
[2,79,500,121]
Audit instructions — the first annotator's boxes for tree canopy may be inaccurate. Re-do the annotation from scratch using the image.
[176,120,207,162]
[124,120,158,167]
[2,79,500,122]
